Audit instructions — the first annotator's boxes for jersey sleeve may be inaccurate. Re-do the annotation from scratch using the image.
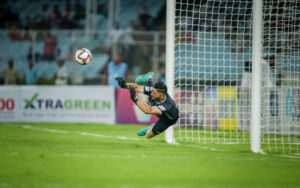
[143,86,153,96]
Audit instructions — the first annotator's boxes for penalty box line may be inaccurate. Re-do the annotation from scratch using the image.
[22,125,140,141]
[1,123,140,141]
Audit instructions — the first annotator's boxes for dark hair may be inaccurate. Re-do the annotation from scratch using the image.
[154,82,167,94]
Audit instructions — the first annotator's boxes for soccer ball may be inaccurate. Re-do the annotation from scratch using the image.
[75,48,92,65]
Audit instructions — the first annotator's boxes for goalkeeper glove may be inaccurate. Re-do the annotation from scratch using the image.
[115,77,127,88]
[129,86,138,104]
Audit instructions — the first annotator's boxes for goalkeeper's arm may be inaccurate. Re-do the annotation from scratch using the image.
[135,100,161,115]
[115,77,143,93]
[129,86,161,115]
[126,83,143,93]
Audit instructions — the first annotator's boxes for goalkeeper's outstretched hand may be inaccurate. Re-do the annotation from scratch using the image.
[115,77,127,88]
[129,86,138,104]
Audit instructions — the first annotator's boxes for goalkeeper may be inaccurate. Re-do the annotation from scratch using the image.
[115,72,179,139]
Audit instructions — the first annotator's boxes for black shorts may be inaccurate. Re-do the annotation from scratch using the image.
[152,118,178,135]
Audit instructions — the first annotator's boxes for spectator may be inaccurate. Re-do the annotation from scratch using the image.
[65,46,74,62]
[60,4,76,29]
[102,54,129,88]
[63,3,74,20]
[43,32,57,61]
[262,56,275,87]
[157,62,166,83]
[51,4,61,28]
[27,46,40,62]
[55,60,68,85]
[21,29,32,40]
[138,8,152,30]
[40,4,50,21]
[124,20,137,44]
[122,21,136,53]
[0,6,4,29]
[37,17,50,30]
[8,25,21,41]
[24,16,36,30]
[241,61,251,88]
[74,1,85,20]
[88,32,102,52]
[0,59,19,85]
[98,3,108,18]
[241,59,276,88]
[265,55,282,86]
[108,22,125,55]
[109,22,124,44]
[25,61,38,85]
[133,46,152,73]
[55,48,64,62]
[127,20,139,32]
[4,6,20,27]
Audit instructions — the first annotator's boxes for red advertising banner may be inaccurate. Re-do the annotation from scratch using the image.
[116,88,158,125]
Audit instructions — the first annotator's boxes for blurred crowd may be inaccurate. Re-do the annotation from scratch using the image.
[1,0,165,42]
[0,0,167,86]
[0,1,84,31]
[7,0,298,87]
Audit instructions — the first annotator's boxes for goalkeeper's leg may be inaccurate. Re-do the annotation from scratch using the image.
[135,71,153,106]
[135,72,154,86]
[137,119,176,139]
[137,124,154,136]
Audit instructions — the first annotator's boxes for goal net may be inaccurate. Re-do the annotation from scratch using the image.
[171,0,300,153]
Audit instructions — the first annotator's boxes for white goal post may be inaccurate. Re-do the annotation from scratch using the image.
[165,0,176,144]
[251,0,262,153]
[165,0,300,154]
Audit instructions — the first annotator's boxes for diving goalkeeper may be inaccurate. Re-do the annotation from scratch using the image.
[115,72,179,139]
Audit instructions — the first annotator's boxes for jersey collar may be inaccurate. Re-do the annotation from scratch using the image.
[157,95,167,104]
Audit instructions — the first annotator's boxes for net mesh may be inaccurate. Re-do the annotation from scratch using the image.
[173,0,300,153]
[260,0,300,153]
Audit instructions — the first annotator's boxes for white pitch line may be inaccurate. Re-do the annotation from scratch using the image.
[277,154,300,159]
[22,125,140,141]
[0,152,19,156]
[61,153,188,159]
[23,125,68,134]
[1,151,187,160]
[178,144,228,152]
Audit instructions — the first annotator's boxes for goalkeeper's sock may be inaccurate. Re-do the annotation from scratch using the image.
[135,72,155,85]
[147,75,153,87]
[137,124,154,136]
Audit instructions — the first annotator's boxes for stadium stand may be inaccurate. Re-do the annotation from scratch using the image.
[1,0,298,85]
[0,0,166,84]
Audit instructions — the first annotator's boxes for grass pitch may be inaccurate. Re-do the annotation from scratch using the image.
[0,122,300,188]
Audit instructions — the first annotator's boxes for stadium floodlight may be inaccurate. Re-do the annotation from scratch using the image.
[165,0,300,154]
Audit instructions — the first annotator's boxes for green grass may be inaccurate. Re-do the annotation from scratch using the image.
[175,128,300,153]
[0,122,300,188]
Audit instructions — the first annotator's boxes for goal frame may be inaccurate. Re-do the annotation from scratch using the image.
[165,0,176,144]
[165,0,263,152]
